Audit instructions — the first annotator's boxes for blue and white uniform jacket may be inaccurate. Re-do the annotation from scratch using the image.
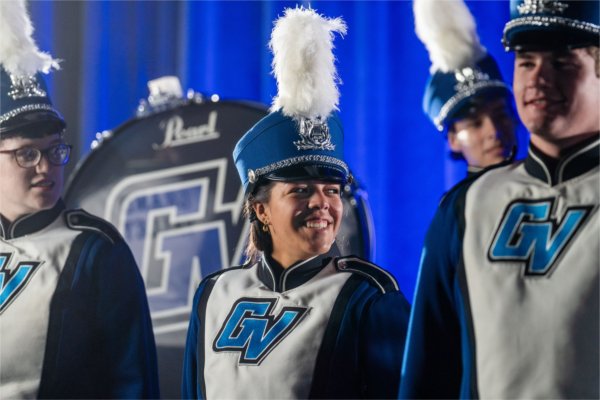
[0,200,159,399]
[400,137,599,399]
[183,249,410,399]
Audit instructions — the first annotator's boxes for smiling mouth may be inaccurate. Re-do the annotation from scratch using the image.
[485,145,504,155]
[31,181,54,189]
[525,97,564,109]
[483,142,507,153]
[305,220,329,229]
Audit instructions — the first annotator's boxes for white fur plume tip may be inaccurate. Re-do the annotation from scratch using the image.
[413,0,485,73]
[0,0,59,76]
[270,7,346,119]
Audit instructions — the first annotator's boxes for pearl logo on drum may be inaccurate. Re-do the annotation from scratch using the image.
[154,111,220,149]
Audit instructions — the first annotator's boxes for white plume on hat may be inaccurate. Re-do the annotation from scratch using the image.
[270,6,346,120]
[0,0,59,76]
[413,0,485,73]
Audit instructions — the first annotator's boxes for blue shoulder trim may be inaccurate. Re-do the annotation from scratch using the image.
[64,209,122,245]
[334,256,399,294]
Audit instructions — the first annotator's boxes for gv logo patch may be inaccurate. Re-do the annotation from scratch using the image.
[213,298,307,365]
[489,199,593,275]
[0,253,41,313]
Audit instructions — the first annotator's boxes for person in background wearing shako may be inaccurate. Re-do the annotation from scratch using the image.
[0,2,159,398]
[399,0,599,398]
[415,0,519,177]
[182,7,410,400]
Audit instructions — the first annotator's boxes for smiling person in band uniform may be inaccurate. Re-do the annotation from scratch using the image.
[182,7,410,400]
[0,1,159,398]
[415,0,519,177]
[445,95,517,172]
[400,0,599,398]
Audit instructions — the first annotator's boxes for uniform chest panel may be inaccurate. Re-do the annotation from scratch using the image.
[0,216,80,398]
[203,263,351,399]
[463,165,599,398]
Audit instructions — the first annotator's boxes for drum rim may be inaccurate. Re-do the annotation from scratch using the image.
[64,98,375,261]
[64,99,269,201]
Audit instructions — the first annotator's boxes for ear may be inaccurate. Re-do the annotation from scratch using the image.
[253,202,269,224]
[447,129,462,153]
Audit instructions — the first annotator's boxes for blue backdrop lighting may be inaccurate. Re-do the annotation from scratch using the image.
[29,1,526,301]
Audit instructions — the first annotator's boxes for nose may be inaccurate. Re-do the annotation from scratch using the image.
[308,188,330,210]
[480,116,500,141]
[492,114,516,144]
[35,153,51,173]
[527,60,553,88]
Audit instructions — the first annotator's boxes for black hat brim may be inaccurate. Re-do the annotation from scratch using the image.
[265,164,347,183]
[247,164,349,195]
[0,109,66,138]
[505,28,599,52]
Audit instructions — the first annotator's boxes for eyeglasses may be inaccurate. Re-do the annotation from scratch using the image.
[0,143,72,168]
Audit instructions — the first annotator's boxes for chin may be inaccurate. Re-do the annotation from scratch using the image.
[525,111,573,137]
[307,242,333,257]
[35,195,60,211]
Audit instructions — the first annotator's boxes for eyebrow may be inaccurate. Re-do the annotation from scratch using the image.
[516,50,575,60]
[515,51,535,59]
[17,138,65,150]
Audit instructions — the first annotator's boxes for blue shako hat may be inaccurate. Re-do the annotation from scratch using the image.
[503,0,600,51]
[233,110,348,194]
[413,0,512,132]
[0,1,65,138]
[234,7,349,194]
[0,67,65,136]
[423,54,511,131]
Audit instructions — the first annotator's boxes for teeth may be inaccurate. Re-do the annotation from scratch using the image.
[306,220,328,229]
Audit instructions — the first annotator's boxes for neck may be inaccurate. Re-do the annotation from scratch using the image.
[0,211,20,225]
[270,250,325,269]
[530,131,600,158]
[270,252,302,269]
[0,213,11,227]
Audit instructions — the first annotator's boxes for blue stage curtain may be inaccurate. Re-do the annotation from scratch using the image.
[29,1,519,300]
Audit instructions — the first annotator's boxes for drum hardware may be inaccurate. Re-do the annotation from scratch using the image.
[90,129,113,150]
[136,76,207,118]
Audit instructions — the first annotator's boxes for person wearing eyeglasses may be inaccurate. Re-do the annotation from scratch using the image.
[0,2,159,398]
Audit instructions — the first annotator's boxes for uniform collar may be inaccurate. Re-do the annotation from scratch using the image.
[466,165,484,178]
[524,136,599,186]
[257,245,340,292]
[0,200,65,240]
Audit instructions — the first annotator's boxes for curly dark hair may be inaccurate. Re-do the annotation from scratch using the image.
[243,181,276,263]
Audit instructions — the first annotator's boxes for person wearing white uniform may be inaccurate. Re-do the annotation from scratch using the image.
[400,0,599,398]
[182,7,410,399]
[0,2,159,398]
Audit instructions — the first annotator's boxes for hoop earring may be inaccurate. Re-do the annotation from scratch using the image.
[262,223,269,233]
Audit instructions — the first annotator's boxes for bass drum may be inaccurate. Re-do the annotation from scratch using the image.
[64,99,374,398]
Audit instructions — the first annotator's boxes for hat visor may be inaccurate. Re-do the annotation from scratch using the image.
[0,109,66,137]
[444,87,512,131]
[506,28,599,51]
[265,164,348,184]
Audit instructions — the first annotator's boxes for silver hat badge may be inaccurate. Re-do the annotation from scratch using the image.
[517,0,569,15]
[294,117,335,151]
[7,73,47,100]
[454,67,491,94]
